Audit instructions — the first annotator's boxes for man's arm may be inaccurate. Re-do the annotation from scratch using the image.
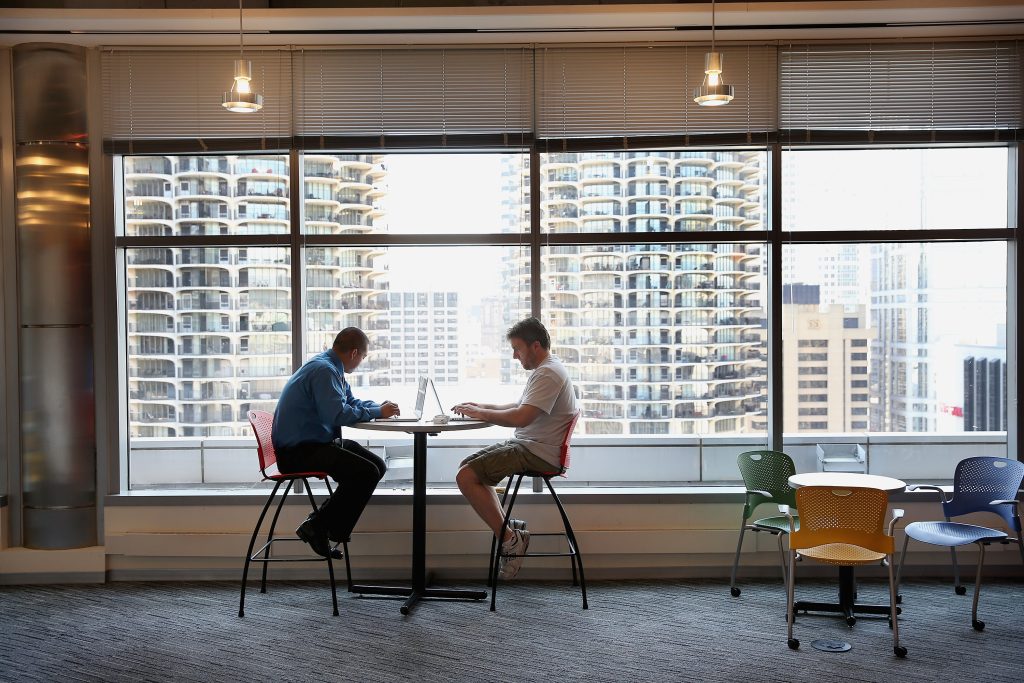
[311,369,382,425]
[453,402,541,428]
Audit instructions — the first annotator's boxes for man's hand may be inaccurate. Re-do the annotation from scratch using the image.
[380,401,400,419]
[452,402,482,419]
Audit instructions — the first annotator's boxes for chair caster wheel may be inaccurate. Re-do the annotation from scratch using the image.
[894,646,907,658]
[955,585,967,596]
[788,638,800,650]
[730,587,741,597]
[845,616,857,627]
[895,594,902,604]
[972,620,985,632]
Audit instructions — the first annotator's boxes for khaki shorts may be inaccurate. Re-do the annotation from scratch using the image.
[460,440,561,487]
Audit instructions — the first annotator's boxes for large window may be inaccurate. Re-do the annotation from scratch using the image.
[780,146,1010,480]
[118,146,1014,490]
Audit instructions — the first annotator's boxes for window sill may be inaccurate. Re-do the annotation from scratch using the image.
[102,486,952,506]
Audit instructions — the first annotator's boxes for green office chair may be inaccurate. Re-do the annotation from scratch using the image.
[730,450,799,597]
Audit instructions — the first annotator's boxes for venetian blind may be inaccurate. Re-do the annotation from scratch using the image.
[780,41,1022,132]
[293,47,534,141]
[536,45,778,140]
[101,49,293,148]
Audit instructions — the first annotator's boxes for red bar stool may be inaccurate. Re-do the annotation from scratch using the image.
[238,410,351,617]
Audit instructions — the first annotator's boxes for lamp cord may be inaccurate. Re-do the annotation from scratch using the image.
[712,0,720,52]
[239,0,244,56]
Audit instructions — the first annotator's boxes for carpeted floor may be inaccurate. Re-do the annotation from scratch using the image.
[1,578,1022,682]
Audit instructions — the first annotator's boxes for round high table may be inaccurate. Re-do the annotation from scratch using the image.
[349,419,490,615]
[787,471,906,651]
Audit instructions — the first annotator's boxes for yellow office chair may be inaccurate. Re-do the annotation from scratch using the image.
[781,486,906,658]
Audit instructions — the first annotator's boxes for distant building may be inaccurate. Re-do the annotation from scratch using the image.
[388,291,460,385]
[782,299,874,433]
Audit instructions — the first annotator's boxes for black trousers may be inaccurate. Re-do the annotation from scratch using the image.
[277,439,387,543]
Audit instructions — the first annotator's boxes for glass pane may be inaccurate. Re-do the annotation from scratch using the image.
[539,151,767,233]
[783,148,1009,231]
[302,153,527,235]
[782,242,1007,479]
[123,154,290,236]
[542,243,768,438]
[304,245,528,441]
[125,246,292,484]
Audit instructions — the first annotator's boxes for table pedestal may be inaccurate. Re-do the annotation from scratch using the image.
[349,431,487,614]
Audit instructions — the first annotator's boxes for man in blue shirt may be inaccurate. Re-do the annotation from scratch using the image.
[273,327,400,558]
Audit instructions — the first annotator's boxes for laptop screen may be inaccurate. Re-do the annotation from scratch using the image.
[411,375,428,419]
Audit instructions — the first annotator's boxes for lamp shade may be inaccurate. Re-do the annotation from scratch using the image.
[223,59,263,113]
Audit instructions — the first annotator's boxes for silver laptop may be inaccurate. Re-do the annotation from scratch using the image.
[378,375,427,422]
[429,379,478,422]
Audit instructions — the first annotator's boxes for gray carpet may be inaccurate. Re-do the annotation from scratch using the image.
[1,578,1022,682]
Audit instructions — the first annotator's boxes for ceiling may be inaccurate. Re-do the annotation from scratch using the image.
[0,0,1021,47]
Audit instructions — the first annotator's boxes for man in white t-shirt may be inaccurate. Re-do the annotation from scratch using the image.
[453,317,577,579]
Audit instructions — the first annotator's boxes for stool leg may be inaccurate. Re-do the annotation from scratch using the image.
[260,479,293,593]
[239,481,283,617]
[545,477,588,609]
[491,475,524,611]
[486,475,514,588]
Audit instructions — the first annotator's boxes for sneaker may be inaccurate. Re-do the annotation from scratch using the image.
[498,528,530,580]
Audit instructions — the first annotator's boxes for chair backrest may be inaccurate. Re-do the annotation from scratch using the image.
[790,486,894,555]
[558,411,582,471]
[946,456,1024,531]
[247,410,279,478]
[736,450,798,519]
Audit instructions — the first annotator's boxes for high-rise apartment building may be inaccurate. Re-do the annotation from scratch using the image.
[125,153,388,438]
[782,293,874,433]
[387,291,460,385]
[503,151,768,436]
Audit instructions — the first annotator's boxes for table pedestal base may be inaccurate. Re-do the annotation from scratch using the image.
[793,567,900,626]
[350,584,488,615]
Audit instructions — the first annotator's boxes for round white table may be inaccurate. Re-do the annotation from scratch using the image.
[786,471,907,640]
[788,472,907,494]
[348,419,490,615]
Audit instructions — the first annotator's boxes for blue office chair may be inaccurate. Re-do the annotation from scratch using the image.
[895,456,1024,631]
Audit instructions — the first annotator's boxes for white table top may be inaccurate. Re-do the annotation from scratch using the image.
[350,419,489,434]
[788,472,907,493]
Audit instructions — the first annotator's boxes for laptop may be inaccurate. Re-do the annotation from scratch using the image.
[428,379,478,422]
[377,375,427,422]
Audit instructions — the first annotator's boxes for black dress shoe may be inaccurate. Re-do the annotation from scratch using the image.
[329,544,344,560]
[296,518,332,559]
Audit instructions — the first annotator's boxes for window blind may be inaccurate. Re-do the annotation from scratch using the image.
[536,45,778,141]
[293,47,533,141]
[101,49,293,148]
[780,41,1022,132]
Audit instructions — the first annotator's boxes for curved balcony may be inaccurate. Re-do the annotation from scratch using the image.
[125,157,173,176]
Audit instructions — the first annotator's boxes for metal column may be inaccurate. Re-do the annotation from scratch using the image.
[13,43,96,549]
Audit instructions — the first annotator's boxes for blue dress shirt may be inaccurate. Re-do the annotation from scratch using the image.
[272,349,382,450]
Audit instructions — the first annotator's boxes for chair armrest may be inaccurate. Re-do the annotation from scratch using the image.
[747,490,773,499]
[779,505,797,534]
[888,508,905,536]
[907,484,950,503]
[990,499,1021,521]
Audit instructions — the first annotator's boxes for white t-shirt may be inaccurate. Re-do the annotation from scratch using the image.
[511,355,578,467]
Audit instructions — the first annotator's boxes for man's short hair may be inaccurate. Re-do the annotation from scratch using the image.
[334,327,369,353]
[506,317,550,350]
